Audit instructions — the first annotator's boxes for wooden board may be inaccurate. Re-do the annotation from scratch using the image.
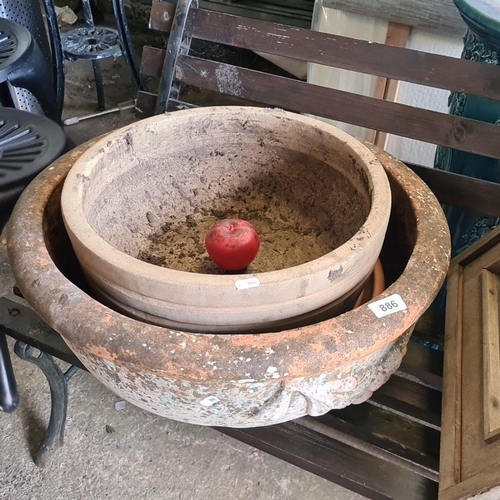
[218,419,439,500]
[173,55,500,159]
[372,22,412,148]
[481,270,500,444]
[406,164,500,219]
[441,227,500,499]
[198,0,314,29]
[322,0,466,36]
[148,4,500,101]
[369,374,442,430]
[139,50,500,161]
[315,403,440,480]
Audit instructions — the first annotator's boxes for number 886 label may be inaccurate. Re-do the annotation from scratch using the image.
[368,294,407,318]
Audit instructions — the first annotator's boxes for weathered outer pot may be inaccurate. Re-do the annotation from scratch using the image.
[60,107,391,332]
[7,140,450,428]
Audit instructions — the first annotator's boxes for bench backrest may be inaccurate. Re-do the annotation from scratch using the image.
[137,0,500,217]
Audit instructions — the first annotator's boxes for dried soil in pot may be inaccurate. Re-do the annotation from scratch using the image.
[134,152,366,274]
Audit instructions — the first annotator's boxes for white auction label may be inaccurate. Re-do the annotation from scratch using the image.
[200,396,219,407]
[368,293,407,318]
[235,277,260,290]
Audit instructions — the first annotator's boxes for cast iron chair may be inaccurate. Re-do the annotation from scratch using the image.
[61,0,145,111]
[0,108,66,413]
[0,18,60,123]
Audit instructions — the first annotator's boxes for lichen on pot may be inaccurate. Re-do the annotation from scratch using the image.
[60,107,392,332]
[7,139,450,428]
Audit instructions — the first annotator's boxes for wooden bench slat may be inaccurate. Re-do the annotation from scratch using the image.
[399,339,444,391]
[174,55,500,159]
[140,46,165,80]
[369,375,442,430]
[404,338,444,378]
[323,0,465,36]
[217,422,439,499]
[150,3,500,101]
[408,164,500,219]
[316,403,440,479]
[136,90,158,118]
[197,0,314,29]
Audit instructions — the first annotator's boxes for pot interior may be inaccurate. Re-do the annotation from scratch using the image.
[79,111,372,274]
[45,167,412,324]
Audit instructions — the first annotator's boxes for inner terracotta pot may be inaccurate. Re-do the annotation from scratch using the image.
[7,141,450,427]
[60,107,391,332]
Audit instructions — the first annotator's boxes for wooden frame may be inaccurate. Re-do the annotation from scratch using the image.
[441,227,500,500]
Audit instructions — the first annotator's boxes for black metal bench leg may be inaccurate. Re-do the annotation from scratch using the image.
[0,331,19,413]
[13,341,79,467]
[112,0,145,91]
[91,60,106,111]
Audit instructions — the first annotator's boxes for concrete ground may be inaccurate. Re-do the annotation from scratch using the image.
[1,33,366,500]
[1,336,364,500]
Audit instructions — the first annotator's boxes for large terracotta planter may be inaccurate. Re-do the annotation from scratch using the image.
[60,107,391,332]
[7,139,450,427]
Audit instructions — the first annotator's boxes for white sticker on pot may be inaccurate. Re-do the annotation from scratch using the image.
[200,396,219,407]
[235,277,260,290]
[368,294,407,318]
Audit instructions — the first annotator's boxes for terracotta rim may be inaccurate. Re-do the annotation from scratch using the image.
[7,139,450,383]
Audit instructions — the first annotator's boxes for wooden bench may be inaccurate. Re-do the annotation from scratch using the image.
[133,1,500,499]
